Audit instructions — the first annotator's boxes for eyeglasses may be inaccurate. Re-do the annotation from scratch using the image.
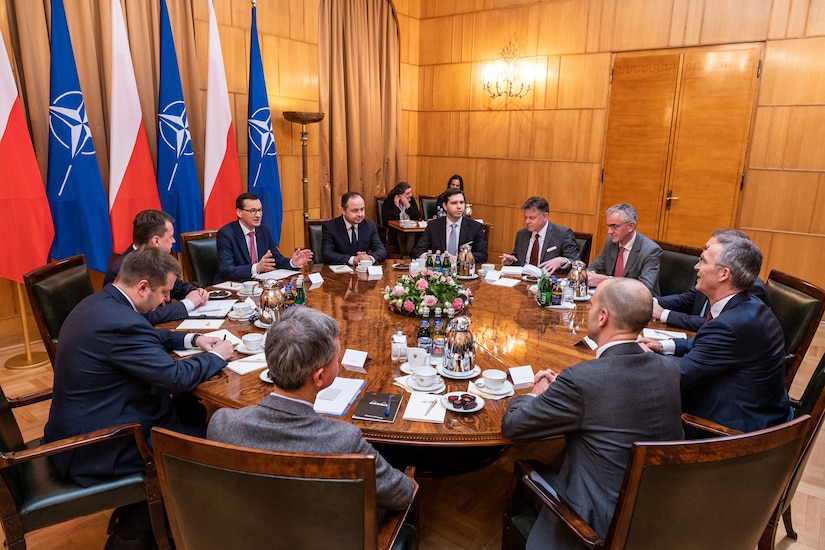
[606,222,630,231]
[241,208,263,215]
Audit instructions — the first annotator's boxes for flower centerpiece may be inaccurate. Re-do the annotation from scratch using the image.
[383,269,473,316]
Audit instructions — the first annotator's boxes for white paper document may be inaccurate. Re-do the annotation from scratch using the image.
[314,377,365,416]
[402,392,446,423]
[255,269,299,281]
[328,265,353,274]
[500,266,523,277]
[188,300,237,319]
[492,277,520,288]
[307,272,324,286]
[176,318,225,331]
[642,328,688,340]
[367,266,383,280]
[212,281,243,291]
[226,353,268,375]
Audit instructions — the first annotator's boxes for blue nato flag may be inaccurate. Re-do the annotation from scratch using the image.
[46,0,112,272]
[158,0,203,253]
[247,5,283,245]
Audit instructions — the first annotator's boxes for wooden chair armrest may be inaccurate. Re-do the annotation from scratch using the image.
[520,461,604,548]
[681,413,743,436]
[6,387,53,408]
[789,397,801,410]
[0,422,154,467]
[377,466,419,550]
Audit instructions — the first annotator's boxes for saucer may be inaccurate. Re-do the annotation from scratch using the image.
[574,295,591,302]
[441,392,484,413]
[521,275,539,283]
[237,289,262,297]
[407,376,446,393]
[208,289,231,299]
[392,263,410,270]
[456,274,479,280]
[236,343,263,355]
[476,379,514,396]
[227,311,252,321]
[438,364,481,380]
[259,369,273,383]
[253,320,272,330]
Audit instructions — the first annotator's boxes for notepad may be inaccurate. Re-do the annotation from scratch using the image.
[225,353,267,375]
[313,377,365,416]
[328,265,353,274]
[188,300,237,318]
[176,318,225,330]
[402,392,446,423]
[352,392,402,423]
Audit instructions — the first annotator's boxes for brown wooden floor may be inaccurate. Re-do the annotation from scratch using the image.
[2,329,824,549]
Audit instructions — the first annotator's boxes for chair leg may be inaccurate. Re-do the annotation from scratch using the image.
[758,522,778,550]
[782,506,798,539]
[2,515,27,550]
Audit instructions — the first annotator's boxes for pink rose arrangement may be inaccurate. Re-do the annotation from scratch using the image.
[383,268,473,316]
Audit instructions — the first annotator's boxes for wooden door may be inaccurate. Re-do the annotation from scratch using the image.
[599,46,761,249]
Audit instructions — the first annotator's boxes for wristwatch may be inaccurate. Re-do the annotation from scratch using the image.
[191,333,201,347]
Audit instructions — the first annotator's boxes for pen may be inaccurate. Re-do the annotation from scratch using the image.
[384,395,393,417]
[424,399,436,416]
[223,334,227,341]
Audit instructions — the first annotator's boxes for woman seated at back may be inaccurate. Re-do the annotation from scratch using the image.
[438,174,464,218]
[382,181,420,223]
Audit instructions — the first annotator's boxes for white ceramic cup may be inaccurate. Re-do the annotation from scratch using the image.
[242,281,259,294]
[482,369,507,390]
[232,303,252,317]
[412,366,438,388]
[480,263,495,275]
[358,259,373,271]
[406,347,431,368]
[242,333,264,351]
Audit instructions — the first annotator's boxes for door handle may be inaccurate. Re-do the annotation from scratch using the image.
[666,190,680,211]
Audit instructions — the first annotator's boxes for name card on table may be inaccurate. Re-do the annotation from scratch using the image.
[341,348,369,373]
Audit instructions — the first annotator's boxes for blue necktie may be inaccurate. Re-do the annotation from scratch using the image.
[448,223,458,256]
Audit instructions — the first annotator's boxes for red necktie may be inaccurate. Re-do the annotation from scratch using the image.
[248,231,258,263]
[705,304,713,322]
[529,233,540,266]
[614,246,625,277]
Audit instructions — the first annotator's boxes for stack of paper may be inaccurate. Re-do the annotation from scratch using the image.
[189,300,237,319]
[314,377,365,416]
[225,353,267,375]
[402,392,446,423]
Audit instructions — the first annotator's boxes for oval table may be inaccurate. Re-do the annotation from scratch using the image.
[192,265,597,448]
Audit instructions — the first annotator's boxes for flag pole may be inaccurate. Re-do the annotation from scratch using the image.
[5,283,50,369]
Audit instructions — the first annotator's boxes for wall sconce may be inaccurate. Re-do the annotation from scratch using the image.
[482,40,532,99]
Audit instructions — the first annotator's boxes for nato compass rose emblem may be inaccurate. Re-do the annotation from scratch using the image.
[49,90,95,196]
[248,106,276,188]
[158,100,194,191]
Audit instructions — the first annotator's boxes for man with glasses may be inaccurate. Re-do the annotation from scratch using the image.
[639,235,789,434]
[587,202,662,295]
[215,192,313,282]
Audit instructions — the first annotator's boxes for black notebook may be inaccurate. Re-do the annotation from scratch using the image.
[352,392,402,423]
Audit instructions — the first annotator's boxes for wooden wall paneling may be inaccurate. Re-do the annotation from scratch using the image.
[590,0,614,53]
[609,0,674,52]
[455,111,471,158]
[459,13,475,62]
[507,110,536,160]
[668,0,690,46]
[535,0,590,55]
[526,159,552,200]
[400,63,420,111]
[575,109,606,162]
[467,110,510,159]
[761,232,825,288]
[486,159,529,207]
[760,38,825,106]
[557,53,611,109]
[278,39,319,100]
[747,106,792,168]
[532,56,557,110]
[808,0,825,36]
[470,7,531,62]
[785,106,825,170]
[739,170,820,233]
[419,16,453,66]
[417,111,451,156]
[432,62,473,111]
[811,178,825,235]
[420,64,434,112]
[699,0,771,44]
[767,0,792,39]
[546,161,601,214]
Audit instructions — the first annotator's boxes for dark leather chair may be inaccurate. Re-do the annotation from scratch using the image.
[760,352,825,549]
[180,230,218,287]
[572,232,592,264]
[503,416,810,550]
[655,240,703,297]
[766,270,825,390]
[304,219,326,265]
[23,255,95,366]
[0,384,169,550]
[419,194,439,220]
[151,427,419,550]
[375,195,401,258]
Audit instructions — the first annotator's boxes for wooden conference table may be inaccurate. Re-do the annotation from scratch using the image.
[191,264,596,447]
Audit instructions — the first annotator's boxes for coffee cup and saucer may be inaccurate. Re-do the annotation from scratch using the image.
[407,366,445,393]
[356,259,373,272]
[227,303,254,321]
[473,369,514,395]
[237,281,262,297]
[237,333,264,355]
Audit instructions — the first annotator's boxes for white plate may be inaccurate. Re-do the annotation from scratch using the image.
[237,289,262,297]
[399,362,414,375]
[521,275,539,283]
[227,311,252,321]
[236,343,263,355]
[476,379,514,396]
[441,392,484,413]
[406,376,446,393]
[438,365,481,380]
[253,320,272,330]
[208,289,232,299]
[392,263,410,270]
[456,274,479,280]
[574,295,591,302]
[259,369,273,383]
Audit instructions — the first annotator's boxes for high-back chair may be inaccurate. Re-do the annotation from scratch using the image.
[180,230,219,286]
[151,427,419,550]
[572,232,593,264]
[655,241,703,297]
[0,383,168,550]
[304,219,326,265]
[375,195,401,257]
[419,194,439,220]
[766,270,825,389]
[503,416,810,550]
[760,352,825,549]
[23,254,95,365]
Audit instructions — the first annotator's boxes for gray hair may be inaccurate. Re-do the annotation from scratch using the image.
[715,237,762,290]
[711,228,750,242]
[606,203,638,224]
[264,307,340,391]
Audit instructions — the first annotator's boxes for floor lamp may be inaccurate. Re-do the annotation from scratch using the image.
[282,111,325,220]
[5,283,49,369]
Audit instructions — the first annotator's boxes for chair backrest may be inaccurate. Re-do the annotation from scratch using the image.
[655,241,702,297]
[304,219,326,265]
[604,416,809,550]
[23,254,94,365]
[152,427,380,550]
[180,231,218,287]
[375,196,386,229]
[572,231,592,264]
[419,194,439,220]
[766,270,825,389]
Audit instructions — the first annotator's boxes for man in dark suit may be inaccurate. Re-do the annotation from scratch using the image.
[208,307,414,512]
[104,209,207,325]
[411,188,487,262]
[322,192,386,265]
[640,235,789,434]
[588,202,662,295]
[215,192,313,282]
[502,278,683,548]
[44,247,234,548]
[501,196,580,274]
[654,228,769,331]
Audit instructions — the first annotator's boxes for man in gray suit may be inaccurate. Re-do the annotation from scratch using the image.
[587,202,662,295]
[501,196,580,274]
[501,278,683,548]
[207,307,414,511]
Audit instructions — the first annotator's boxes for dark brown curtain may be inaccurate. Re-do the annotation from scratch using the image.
[318,0,406,219]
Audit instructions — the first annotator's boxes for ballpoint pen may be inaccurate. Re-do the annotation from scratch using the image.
[384,395,393,417]
[424,399,436,416]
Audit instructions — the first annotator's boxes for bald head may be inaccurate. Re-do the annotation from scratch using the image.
[595,278,653,333]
